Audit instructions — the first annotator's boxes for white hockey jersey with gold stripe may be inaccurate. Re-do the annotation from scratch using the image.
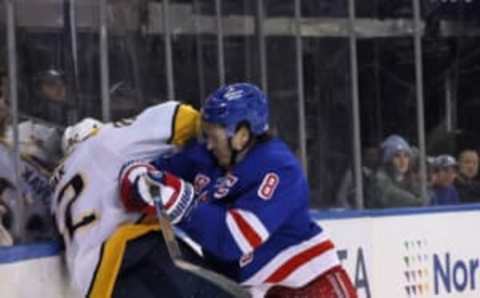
[51,100,199,296]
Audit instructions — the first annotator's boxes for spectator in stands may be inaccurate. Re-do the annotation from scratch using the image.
[37,69,66,103]
[430,154,460,205]
[336,146,380,209]
[366,134,425,208]
[30,69,69,125]
[455,149,480,203]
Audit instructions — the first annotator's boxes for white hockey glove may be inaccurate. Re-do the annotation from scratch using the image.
[119,161,197,224]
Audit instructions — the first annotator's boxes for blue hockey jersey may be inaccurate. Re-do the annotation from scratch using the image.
[152,138,339,292]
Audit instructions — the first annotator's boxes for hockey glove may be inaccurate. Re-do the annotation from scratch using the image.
[119,161,197,224]
[119,161,158,214]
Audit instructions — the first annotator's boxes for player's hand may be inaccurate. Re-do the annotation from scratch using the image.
[119,161,159,214]
[147,171,196,225]
[133,169,164,207]
[119,161,197,224]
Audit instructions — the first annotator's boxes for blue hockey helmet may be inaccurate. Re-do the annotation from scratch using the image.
[201,83,269,136]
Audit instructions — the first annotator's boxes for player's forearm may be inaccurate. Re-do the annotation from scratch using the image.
[179,203,244,261]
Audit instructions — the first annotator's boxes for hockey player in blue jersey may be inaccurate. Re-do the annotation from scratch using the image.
[120,83,357,297]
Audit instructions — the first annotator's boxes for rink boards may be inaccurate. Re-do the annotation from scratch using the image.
[317,204,480,298]
[1,205,480,298]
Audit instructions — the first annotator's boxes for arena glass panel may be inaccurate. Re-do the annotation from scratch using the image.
[9,0,480,246]
[420,1,480,206]
[104,0,156,121]
[356,2,426,210]
[193,1,290,109]
[0,0,17,246]
[220,0,263,91]
[300,0,357,209]
[1,0,66,245]
[14,0,70,126]
[210,0,308,195]
[169,0,204,108]
[72,0,102,122]
[169,0,223,105]
[263,1,306,174]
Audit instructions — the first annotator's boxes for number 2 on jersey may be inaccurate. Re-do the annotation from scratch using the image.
[56,174,97,241]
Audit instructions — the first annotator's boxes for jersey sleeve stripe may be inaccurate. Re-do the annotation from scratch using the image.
[226,209,269,254]
[167,103,180,145]
[169,104,200,146]
[230,210,262,248]
[234,209,269,241]
[226,212,253,254]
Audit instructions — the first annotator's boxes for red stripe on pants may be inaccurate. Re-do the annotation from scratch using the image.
[265,240,335,283]
[266,266,358,298]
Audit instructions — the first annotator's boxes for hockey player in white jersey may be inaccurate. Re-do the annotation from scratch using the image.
[51,101,234,298]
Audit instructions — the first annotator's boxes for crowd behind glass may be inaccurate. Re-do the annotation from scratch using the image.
[1,0,480,246]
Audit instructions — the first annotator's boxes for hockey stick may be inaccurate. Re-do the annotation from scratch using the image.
[150,187,250,298]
